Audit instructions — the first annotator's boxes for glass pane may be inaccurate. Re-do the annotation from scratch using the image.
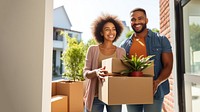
[189,16,200,73]
[183,0,200,74]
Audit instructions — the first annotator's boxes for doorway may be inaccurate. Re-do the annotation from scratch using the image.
[182,0,200,112]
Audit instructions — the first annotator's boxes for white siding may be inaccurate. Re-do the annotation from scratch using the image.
[53,6,72,29]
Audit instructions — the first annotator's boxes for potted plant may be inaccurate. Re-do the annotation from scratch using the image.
[56,33,85,112]
[121,54,154,77]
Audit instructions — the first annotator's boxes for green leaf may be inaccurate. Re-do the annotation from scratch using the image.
[61,33,85,81]
[121,54,155,75]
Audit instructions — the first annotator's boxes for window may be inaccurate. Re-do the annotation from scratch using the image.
[68,33,73,38]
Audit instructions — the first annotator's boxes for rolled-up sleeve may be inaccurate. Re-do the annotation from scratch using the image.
[162,36,172,52]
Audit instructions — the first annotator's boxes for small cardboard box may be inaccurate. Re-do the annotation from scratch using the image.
[51,95,68,112]
[98,76,153,105]
[102,58,128,74]
[56,81,84,112]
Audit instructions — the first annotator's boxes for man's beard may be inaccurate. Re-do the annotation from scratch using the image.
[132,24,147,33]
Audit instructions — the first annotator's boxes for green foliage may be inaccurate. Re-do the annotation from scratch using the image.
[60,31,100,81]
[126,30,135,38]
[152,28,160,33]
[189,23,200,51]
[126,28,159,38]
[121,54,154,75]
[61,34,85,81]
[84,38,97,51]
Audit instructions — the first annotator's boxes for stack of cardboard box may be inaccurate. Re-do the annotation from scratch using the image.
[98,58,154,105]
[51,80,84,112]
[51,81,68,112]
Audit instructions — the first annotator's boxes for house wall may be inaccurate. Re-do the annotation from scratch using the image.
[54,6,72,29]
[0,0,52,112]
[68,31,82,42]
[160,0,178,112]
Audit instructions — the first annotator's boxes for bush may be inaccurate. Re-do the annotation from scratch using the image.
[61,34,85,81]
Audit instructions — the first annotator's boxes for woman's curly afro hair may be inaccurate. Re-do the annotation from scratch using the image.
[91,13,124,43]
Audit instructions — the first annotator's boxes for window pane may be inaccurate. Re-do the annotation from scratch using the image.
[189,16,200,73]
[183,0,200,74]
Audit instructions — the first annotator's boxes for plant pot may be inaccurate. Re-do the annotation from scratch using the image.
[131,71,143,77]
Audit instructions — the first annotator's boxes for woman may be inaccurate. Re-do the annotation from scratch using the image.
[83,13,126,112]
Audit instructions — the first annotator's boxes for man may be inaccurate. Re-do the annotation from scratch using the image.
[120,8,173,112]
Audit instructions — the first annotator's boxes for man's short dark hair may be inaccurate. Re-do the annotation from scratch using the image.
[130,8,146,16]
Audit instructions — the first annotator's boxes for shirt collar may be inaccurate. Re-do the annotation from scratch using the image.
[129,28,152,41]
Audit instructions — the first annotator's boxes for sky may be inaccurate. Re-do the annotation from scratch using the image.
[53,0,160,43]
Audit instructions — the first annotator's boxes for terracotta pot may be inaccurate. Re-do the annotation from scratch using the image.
[131,71,143,77]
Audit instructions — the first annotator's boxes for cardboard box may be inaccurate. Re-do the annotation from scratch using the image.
[56,81,84,112]
[102,58,128,74]
[51,95,68,112]
[98,76,153,105]
[102,58,154,76]
[52,81,57,96]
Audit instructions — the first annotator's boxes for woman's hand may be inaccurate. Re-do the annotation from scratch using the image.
[96,66,108,82]
[96,66,108,76]
[85,66,108,79]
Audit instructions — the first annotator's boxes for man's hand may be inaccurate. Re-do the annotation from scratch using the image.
[153,80,161,95]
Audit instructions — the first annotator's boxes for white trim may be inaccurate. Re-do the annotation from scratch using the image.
[169,0,179,112]
[185,74,200,84]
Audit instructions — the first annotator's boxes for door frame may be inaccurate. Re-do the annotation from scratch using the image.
[174,0,190,112]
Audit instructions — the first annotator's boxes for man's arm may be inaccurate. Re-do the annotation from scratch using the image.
[153,52,173,94]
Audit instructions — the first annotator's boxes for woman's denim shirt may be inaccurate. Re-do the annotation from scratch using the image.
[120,29,172,99]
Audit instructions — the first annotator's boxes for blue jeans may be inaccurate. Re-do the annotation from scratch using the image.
[127,98,164,112]
[85,97,122,112]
